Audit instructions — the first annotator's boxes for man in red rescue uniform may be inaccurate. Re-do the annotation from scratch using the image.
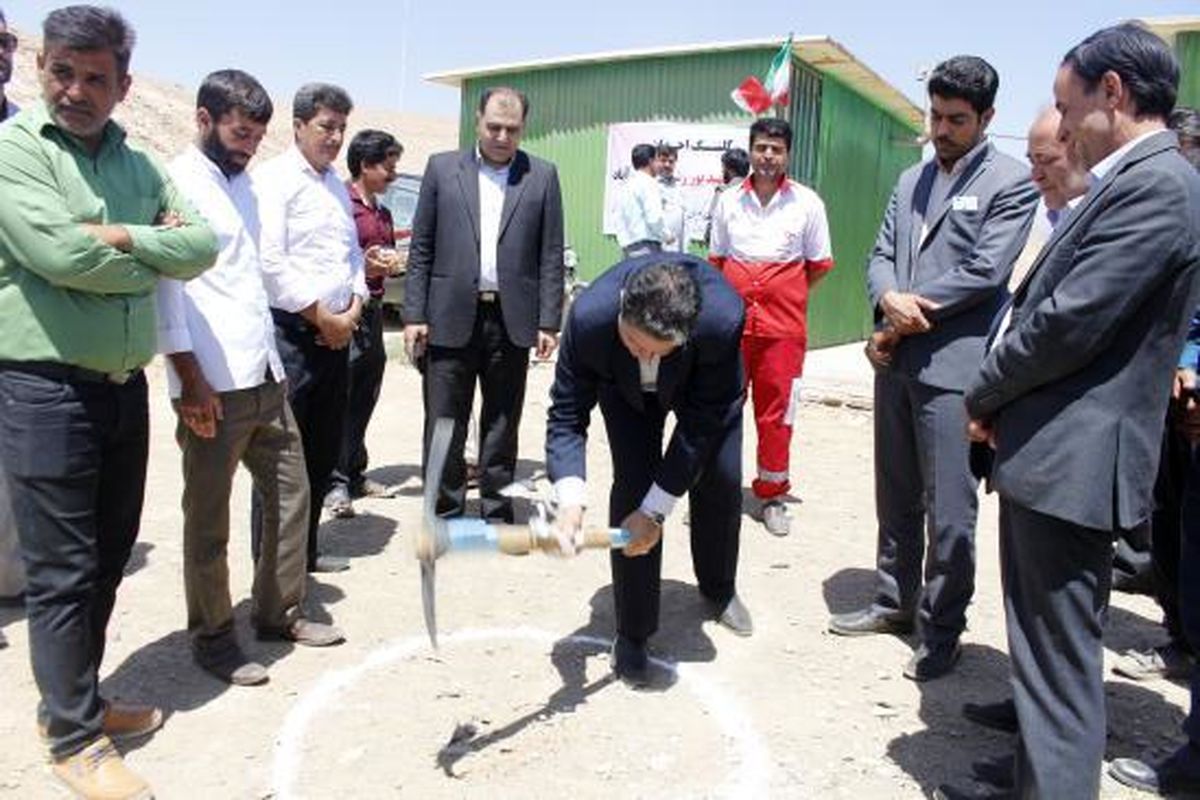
[709,116,833,537]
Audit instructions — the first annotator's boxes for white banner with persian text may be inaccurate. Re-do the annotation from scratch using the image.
[603,122,749,246]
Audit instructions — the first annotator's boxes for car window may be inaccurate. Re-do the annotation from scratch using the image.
[380,174,422,230]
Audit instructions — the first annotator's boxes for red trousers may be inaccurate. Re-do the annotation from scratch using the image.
[742,335,806,499]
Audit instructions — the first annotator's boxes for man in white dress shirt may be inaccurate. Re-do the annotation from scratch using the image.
[614,143,670,258]
[159,71,344,686]
[254,83,366,573]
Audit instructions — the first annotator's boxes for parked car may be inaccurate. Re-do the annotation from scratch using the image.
[378,173,422,318]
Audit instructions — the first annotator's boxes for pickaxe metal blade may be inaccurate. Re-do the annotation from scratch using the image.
[416,416,455,649]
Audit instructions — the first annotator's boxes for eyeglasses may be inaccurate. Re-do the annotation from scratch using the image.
[0,33,17,54]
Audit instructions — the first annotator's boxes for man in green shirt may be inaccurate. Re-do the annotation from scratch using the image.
[0,7,216,799]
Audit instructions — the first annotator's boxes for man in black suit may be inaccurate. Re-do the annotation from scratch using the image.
[404,87,564,522]
[943,24,1200,800]
[546,256,751,687]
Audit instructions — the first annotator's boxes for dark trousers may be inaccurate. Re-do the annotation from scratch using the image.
[331,298,387,495]
[423,301,528,522]
[1178,444,1200,748]
[1151,422,1192,643]
[872,371,979,648]
[599,387,742,642]
[0,367,148,758]
[1000,497,1113,800]
[254,310,349,568]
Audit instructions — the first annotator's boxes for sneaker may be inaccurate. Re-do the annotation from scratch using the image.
[760,500,791,537]
[1113,642,1195,681]
[51,736,153,800]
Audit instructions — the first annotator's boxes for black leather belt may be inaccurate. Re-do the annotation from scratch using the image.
[0,360,141,385]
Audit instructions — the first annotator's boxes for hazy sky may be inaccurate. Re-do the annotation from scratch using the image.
[5,0,1198,157]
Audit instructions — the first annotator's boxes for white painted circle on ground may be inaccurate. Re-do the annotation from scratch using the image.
[271,626,771,798]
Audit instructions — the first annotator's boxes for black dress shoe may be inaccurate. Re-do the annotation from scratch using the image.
[972,753,1015,789]
[828,606,914,636]
[1111,744,1200,796]
[962,698,1019,734]
[903,641,962,682]
[611,635,651,688]
[708,594,753,637]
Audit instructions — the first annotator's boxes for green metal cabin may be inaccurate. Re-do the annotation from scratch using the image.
[425,37,925,347]
[1143,17,1200,109]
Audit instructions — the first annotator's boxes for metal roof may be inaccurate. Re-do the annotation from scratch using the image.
[1139,16,1200,46]
[424,36,924,131]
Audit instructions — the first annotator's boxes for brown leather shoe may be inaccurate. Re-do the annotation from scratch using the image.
[51,736,154,800]
[39,700,164,744]
[257,617,345,647]
[101,701,164,741]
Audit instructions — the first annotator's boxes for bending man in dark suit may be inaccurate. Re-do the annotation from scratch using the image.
[953,24,1200,800]
[546,256,751,687]
[405,86,564,523]
[830,56,1037,682]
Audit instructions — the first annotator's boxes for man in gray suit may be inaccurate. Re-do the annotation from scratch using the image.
[404,87,564,522]
[828,56,1037,682]
[949,25,1200,800]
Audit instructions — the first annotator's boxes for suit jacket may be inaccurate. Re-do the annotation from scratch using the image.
[866,141,1039,391]
[965,131,1200,531]
[404,148,565,348]
[546,254,745,496]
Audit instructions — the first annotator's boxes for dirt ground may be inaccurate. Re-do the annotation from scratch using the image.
[0,351,1190,799]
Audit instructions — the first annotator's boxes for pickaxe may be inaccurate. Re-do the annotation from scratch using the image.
[415,417,631,649]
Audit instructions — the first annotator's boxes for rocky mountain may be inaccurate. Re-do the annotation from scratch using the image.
[4,27,457,175]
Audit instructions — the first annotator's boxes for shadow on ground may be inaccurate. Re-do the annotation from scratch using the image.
[100,581,345,753]
[434,579,718,778]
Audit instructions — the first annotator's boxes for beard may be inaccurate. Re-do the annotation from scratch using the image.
[201,129,248,176]
[0,60,12,86]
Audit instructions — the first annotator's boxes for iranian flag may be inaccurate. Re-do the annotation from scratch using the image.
[731,36,793,115]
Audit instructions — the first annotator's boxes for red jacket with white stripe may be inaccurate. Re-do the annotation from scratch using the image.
[708,175,834,339]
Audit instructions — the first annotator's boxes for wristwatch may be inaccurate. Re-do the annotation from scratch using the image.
[640,508,666,527]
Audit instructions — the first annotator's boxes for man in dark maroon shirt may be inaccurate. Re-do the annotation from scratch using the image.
[327,129,403,517]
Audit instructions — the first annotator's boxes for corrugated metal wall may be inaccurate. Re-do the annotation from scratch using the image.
[812,76,922,345]
[1178,32,1200,109]
[455,48,919,347]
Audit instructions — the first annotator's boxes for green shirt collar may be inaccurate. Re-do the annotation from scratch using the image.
[27,100,127,157]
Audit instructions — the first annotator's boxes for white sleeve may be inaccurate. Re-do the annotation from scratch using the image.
[155,277,193,354]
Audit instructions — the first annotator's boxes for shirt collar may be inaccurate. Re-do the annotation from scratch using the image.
[1089,129,1161,183]
[184,143,245,187]
[940,136,990,177]
[287,144,331,179]
[31,100,126,155]
[740,172,791,204]
[474,145,513,173]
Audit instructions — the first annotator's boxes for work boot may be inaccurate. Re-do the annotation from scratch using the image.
[51,736,153,800]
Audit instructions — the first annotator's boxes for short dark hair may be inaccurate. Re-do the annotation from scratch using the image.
[721,147,750,179]
[749,117,792,151]
[631,143,656,170]
[1170,106,1200,170]
[478,86,529,120]
[927,55,999,115]
[1062,24,1179,120]
[43,5,136,75]
[620,262,701,344]
[197,69,272,125]
[654,143,678,159]
[293,82,352,123]
[347,129,403,178]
